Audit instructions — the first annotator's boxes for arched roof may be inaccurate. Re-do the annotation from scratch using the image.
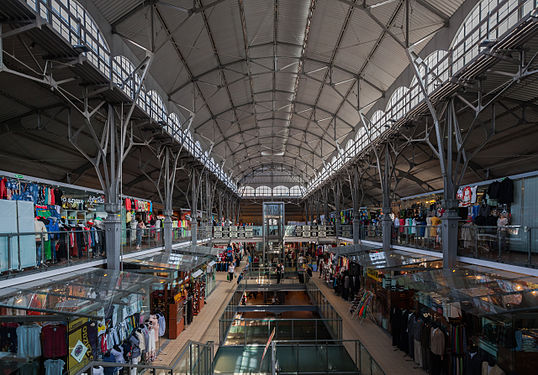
[89,0,464,184]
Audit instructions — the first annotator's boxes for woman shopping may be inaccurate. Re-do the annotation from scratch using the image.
[135,216,146,250]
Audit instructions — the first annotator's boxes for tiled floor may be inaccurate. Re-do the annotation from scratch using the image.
[310,274,427,375]
[152,264,246,368]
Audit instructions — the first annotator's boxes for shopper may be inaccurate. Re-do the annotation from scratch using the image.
[228,261,235,282]
[135,216,146,250]
[237,270,244,284]
[276,263,282,284]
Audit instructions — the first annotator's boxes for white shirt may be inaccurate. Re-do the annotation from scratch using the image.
[229,264,235,273]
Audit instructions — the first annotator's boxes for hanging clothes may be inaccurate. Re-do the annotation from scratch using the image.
[44,359,65,375]
[42,324,67,358]
[16,325,42,358]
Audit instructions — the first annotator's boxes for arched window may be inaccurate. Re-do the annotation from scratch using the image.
[184,131,193,152]
[290,186,303,196]
[210,157,216,172]
[168,113,182,140]
[424,50,449,94]
[330,157,337,173]
[256,186,272,196]
[409,76,424,108]
[370,110,385,140]
[240,186,255,197]
[386,86,409,122]
[273,186,289,197]
[451,0,522,73]
[346,139,355,158]
[194,141,202,157]
[112,56,138,98]
[147,91,167,122]
[43,0,111,77]
[137,88,148,114]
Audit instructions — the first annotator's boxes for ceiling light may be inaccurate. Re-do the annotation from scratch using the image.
[261,151,284,156]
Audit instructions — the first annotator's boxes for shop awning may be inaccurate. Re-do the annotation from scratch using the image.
[123,252,211,277]
[394,267,538,317]
[348,250,441,270]
[173,245,219,257]
[0,268,155,319]
[191,269,204,278]
[329,243,382,257]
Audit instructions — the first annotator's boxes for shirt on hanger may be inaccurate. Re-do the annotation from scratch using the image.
[44,359,65,375]
[42,324,67,358]
[16,325,42,358]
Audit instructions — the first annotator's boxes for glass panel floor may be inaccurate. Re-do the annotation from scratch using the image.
[214,345,359,374]
[224,320,333,345]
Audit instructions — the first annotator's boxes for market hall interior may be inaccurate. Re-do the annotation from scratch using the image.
[0,0,538,374]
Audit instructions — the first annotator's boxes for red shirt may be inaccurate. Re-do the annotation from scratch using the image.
[0,179,6,199]
[42,324,67,358]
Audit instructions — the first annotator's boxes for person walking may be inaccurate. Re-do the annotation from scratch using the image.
[276,263,282,284]
[228,261,235,282]
[135,216,146,250]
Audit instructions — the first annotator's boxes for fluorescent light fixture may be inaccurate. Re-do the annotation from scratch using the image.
[261,151,285,156]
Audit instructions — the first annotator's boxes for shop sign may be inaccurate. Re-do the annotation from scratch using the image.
[62,197,85,205]
[367,268,382,282]
[88,195,105,204]
[68,317,93,373]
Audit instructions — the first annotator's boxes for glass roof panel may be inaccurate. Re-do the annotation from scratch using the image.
[394,267,538,316]
[348,250,441,270]
[0,268,156,318]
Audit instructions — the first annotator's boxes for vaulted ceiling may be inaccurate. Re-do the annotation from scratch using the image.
[92,0,465,185]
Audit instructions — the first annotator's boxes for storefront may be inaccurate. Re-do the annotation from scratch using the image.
[0,171,108,272]
[393,266,538,375]
[393,170,538,265]
[0,268,156,374]
[122,252,213,340]
[350,251,442,330]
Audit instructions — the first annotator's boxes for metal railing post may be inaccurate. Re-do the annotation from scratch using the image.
[40,232,45,266]
[291,319,294,340]
[7,234,12,274]
[325,343,329,372]
[527,227,532,265]
[355,341,358,371]
[474,226,479,259]
[498,229,502,260]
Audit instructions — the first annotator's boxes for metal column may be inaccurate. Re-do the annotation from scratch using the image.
[191,171,198,246]
[334,180,341,239]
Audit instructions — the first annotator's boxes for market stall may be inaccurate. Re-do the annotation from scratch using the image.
[122,251,213,340]
[0,268,156,375]
[393,266,538,375]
